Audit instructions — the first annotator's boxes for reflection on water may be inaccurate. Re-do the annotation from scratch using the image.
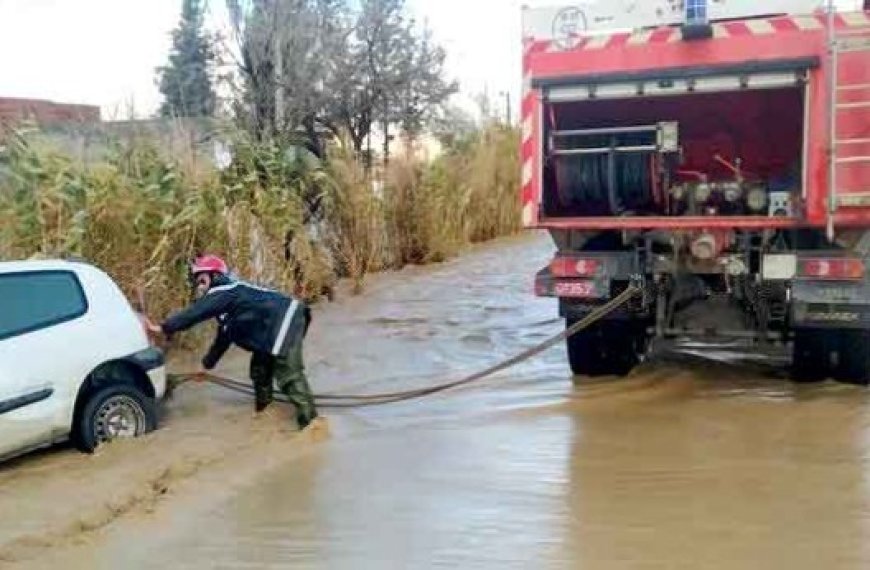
[79,234,870,569]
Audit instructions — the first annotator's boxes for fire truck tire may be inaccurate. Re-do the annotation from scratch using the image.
[567,320,644,378]
[567,325,604,377]
[791,329,831,383]
[834,330,870,386]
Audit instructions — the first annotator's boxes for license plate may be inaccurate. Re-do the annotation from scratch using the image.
[554,281,597,298]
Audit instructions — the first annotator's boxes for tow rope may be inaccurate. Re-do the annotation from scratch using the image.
[168,285,641,409]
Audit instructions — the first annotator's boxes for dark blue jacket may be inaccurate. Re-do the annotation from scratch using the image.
[162,280,308,369]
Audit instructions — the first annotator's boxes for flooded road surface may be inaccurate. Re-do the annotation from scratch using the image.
[46,233,870,569]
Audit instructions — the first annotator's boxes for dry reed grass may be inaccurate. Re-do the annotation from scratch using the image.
[0,123,520,316]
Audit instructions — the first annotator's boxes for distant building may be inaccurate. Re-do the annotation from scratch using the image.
[0,97,100,125]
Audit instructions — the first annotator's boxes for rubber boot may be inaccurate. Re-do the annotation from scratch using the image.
[250,353,275,413]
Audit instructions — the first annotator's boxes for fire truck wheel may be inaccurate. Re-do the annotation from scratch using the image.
[567,323,605,377]
[567,320,645,378]
[834,330,870,386]
[791,329,831,383]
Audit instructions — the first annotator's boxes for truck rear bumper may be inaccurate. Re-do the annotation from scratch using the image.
[792,302,870,330]
[535,258,646,322]
[559,299,639,322]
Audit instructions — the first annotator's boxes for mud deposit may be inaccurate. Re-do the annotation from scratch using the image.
[7,233,870,569]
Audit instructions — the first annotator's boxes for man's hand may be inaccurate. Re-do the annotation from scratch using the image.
[147,322,163,335]
[139,315,175,353]
[191,364,212,382]
[138,314,162,335]
[138,314,160,339]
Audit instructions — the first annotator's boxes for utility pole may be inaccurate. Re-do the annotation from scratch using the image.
[498,91,512,125]
[274,3,285,134]
[383,119,391,168]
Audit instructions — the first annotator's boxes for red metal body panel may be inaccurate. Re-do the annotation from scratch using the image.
[538,216,802,231]
[529,24,822,79]
[520,11,870,232]
[521,43,544,227]
[834,40,870,209]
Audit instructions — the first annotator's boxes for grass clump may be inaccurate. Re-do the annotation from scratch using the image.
[0,122,521,312]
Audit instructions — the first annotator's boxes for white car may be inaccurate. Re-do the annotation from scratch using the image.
[0,260,166,461]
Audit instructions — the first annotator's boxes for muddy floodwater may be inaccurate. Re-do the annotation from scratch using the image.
[20,233,870,569]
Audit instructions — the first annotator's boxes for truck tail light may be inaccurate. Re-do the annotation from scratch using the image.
[550,257,600,278]
[799,258,865,281]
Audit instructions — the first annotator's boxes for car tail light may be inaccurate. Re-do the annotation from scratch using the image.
[550,257,600,278]
[799,258,865,281]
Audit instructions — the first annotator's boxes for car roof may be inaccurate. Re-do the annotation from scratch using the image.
[0,259,94,274]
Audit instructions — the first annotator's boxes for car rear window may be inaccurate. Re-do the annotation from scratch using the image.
[0,271,88,340]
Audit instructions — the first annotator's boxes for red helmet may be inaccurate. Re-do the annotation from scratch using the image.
[190,254,229,276]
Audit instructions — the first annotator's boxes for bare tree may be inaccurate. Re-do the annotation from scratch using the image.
[389,27,457,144]
[227,0,279,138]
[227,0,348,147]
[227,0,455,162]
[322,0,456,163]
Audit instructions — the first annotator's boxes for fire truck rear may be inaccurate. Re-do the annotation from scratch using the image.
[524,1,870,382]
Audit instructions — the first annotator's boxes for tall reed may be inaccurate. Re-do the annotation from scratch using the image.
[0,122,521,314]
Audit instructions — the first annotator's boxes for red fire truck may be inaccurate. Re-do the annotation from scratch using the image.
[524,1,870,382]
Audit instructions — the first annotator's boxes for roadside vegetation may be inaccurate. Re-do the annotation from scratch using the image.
[0,121,520,313]
[0,0,521,314]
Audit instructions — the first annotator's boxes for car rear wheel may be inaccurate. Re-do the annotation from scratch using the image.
[74,385,157,453]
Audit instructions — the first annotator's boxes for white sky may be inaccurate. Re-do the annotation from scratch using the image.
[0,0,863,119]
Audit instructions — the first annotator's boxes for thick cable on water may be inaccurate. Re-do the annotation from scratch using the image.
[169,285,641,409]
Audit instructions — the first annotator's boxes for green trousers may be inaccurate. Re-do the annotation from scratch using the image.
[250,343,317,428]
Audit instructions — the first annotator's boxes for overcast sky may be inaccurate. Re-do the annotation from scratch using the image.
[0,0,862,119]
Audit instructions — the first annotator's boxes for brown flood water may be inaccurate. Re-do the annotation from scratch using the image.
[48,233,870,568]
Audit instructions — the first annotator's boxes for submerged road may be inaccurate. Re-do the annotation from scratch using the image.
[43,233,870,569]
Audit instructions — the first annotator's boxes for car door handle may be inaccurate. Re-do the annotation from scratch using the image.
[0,388,54,415]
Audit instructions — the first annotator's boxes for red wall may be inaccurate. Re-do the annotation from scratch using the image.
[0,97,100,125]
